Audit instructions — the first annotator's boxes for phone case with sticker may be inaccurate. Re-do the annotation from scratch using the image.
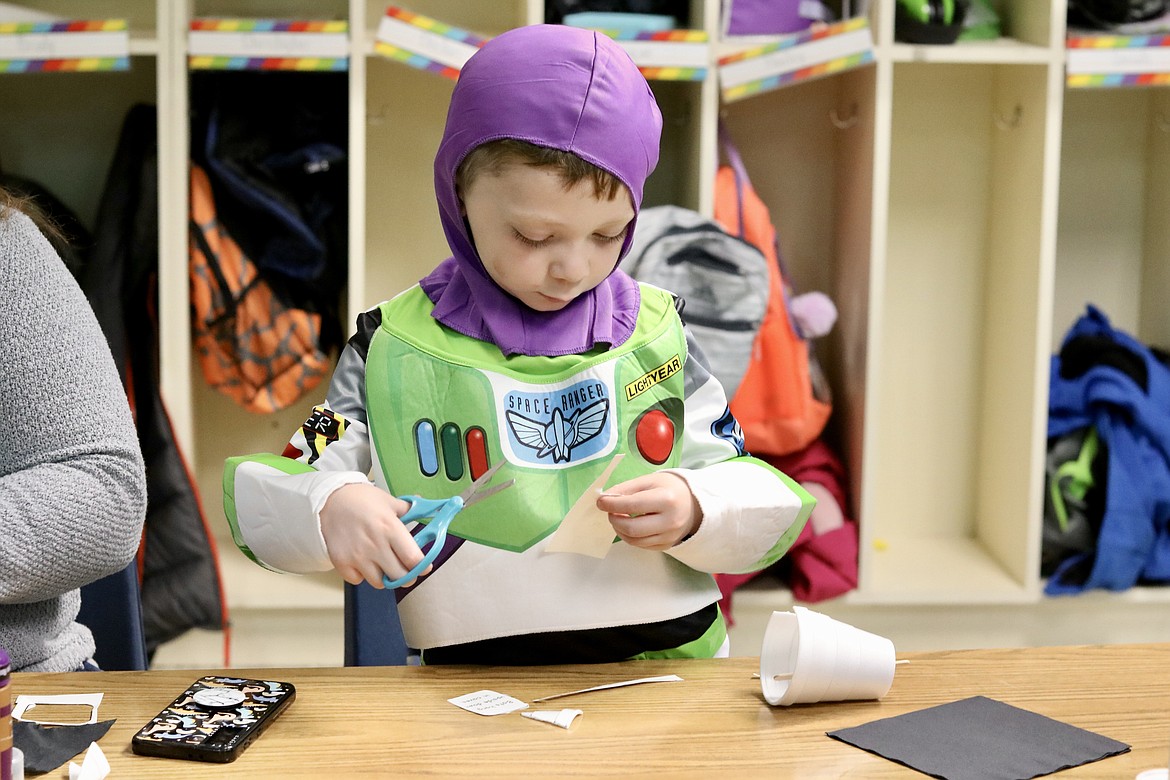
[130,675,295,763]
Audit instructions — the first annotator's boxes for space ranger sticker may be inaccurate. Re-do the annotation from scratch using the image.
[487,365,618,469]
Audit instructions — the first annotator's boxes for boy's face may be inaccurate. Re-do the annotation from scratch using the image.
[460,162,634,313]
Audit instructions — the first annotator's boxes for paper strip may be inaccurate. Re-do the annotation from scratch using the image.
[607,29,708,76]
[522,709,583,729]
[188,24,348,58]
[544,453,624,558]
[1066,33,1170,84]
[13,693,103,725]
[718,17,873,101]
[0,19,129,71]
[373,6,486,79]
[531,674,683,703]
[448,690,528,716]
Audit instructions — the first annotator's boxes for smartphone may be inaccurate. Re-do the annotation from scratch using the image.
[130,675,295,763]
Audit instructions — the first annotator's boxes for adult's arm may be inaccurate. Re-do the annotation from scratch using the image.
[0,210,146,603]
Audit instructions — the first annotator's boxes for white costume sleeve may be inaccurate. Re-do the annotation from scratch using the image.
[224,342,377,574]
[663,330,814,574]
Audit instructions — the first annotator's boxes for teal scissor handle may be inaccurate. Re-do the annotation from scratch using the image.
[382,494,464,589]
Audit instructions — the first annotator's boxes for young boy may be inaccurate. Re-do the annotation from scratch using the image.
[224,24,813,664]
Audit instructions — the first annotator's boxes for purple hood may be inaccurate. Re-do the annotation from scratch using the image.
[421,24,662,357]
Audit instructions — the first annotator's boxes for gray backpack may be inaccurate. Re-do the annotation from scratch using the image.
[622,205,770,398]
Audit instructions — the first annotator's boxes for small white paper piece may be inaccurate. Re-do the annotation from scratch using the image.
[68,742,110,780]
[448,690,528,716]
[522,709,583,729]
[544,453,625,558]
[13,693,103,725]
[531,674,683,703]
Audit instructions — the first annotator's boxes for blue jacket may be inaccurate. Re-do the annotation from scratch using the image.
[1046,305,1170,594]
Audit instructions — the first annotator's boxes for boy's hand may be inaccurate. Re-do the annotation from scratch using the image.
[319,482,430,588]
[596,472,702,551]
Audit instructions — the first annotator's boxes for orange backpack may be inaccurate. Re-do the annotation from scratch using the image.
[189,164,332,414]
[714,134,831,457]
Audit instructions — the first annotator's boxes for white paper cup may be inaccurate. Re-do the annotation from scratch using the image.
[760,606,896,706]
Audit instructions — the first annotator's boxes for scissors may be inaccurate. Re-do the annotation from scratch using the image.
[382,460,515,589]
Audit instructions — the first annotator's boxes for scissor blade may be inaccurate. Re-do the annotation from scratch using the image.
[461,476,515,508]
[459,460,505,496]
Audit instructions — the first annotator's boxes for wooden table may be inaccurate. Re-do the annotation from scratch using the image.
[11,643,1170,778]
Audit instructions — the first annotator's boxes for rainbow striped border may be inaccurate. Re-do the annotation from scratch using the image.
[373,7,487,80]
[0,19,127,34]
[599,29,707,43]
[1067,33,1170,49]
[190,18,347,33]
[718,17,873,101]
[0,18,129,71]
[382,7,487,47]
[638,66,706,80]
[188,56,347,71]
[372,40,458,79]
[0,56,128,72]
[1067,72,1170,87]
[722,51,872,100]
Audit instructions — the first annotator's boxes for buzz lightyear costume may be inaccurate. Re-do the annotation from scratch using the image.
[223,25,814,664]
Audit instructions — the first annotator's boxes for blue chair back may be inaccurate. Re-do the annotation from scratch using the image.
[78,561,148,671]
[343,581,409,666]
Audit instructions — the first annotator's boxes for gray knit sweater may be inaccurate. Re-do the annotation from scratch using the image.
[0,207,146,672]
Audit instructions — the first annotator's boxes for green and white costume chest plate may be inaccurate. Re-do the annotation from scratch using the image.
[366,284,688,552]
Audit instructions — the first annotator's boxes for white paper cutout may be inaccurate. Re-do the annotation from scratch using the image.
[448,690,528,716]
[68,742,110,780]
[13,693,103,725]
[545,453,625,557]
[522,709,583,729]
[531,674,683,703]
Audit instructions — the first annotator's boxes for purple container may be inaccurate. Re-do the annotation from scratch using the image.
[726,0,822,36]
[1,648,10,780]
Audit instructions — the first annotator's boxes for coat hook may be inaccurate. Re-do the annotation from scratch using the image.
[994,104,1023,130]
[829,102,858,130]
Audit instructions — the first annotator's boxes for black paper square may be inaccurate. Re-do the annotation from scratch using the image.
[828,696,1130,780]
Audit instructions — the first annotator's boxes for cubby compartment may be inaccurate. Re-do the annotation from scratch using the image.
[0,0,156,225]
[719,63,876,492]
[1056,87,1170,349]
[862,61,1055,604]
[182,2,353,541]
[0,63,156,226]
[887,0,1058,61]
